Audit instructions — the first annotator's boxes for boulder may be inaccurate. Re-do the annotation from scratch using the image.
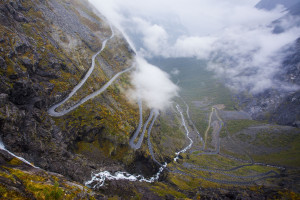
[15,42,30,55]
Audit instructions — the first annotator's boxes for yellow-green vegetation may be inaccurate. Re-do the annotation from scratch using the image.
[278,189,300,200]
[52,73,142,164]
[75,138,135,164]
[251,127,300,148]
[150,109,187,160]
[226,119,264,135]
[55,59,110,111]
[165,169,223,191]
[177,157,279,180]
[56,80,139,137]
[68,0,106,28]
[0,0,96,96]
[0,167,97,200]
[253,131,300,167]
[8,157,24,166]
[150,182,186,198]
[187,153,243,169]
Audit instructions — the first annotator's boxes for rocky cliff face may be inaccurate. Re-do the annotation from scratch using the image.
[235,37,300,127]
[0,0,147,197]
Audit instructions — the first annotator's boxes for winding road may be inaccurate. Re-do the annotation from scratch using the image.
[85,104,196,188]
[147,110,167,168]
[48,23,133,117]
[171,99,280,185]
[87,98,281,188]
[44,21,280,188]
[129,102,156,150]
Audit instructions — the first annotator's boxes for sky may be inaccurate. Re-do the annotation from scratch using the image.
[88,0,300,108]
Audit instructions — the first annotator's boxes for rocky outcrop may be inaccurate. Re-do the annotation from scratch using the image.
[0,0,137,188]
[236,37,300,126]
[0,0,29,23]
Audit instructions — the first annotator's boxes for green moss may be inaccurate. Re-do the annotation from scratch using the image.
[43,181,64,200]
[0,167,97,199]
[278,190,300,200]
[253,134,300,167]
[0,183,29,200]
[226,119,264,134]
[9,158,23,166]
[107,196,119,200]
[0,184,6,196]
[21,24,33,35]
[0,171,15,182]
[150,182,186,198]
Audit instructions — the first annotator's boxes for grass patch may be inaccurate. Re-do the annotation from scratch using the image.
[226,119,264,134]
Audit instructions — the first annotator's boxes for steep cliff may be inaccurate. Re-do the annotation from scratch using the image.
[0,0,142,198]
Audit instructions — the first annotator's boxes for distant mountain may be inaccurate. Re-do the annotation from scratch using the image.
[256,0,299,10]
[236,37,300,127]
[288,2,300,15]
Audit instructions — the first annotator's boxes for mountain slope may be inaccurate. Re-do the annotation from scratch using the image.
[0,0,139,192]
[255,0,299,10]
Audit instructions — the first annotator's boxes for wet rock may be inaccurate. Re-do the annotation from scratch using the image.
[43,82,54,95]
[4,3,28,23]
[0,149,15,164]
[165,194,175,200]
[0,56,7,70]
[11,0,30,12]
[271,91,300,126]
[9,74,19,80]
[8,50,15,58]
[9,81,37,105]
[0,93,8,107]
[35,69,58,79]
[21,57,36,72]
[48,57,67,71]
[9,1,19,10]
[15,42,30,55]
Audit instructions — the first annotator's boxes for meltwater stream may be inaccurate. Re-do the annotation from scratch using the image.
[85,104,193,188]
[174,104,193,162]
[0,140,38,168]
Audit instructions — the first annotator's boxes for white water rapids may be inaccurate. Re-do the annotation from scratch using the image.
[85,104,193,188]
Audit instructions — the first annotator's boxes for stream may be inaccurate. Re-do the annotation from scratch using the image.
[85,104,193,188]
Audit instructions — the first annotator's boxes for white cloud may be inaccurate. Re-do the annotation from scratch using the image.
[129,57,179,110]
[88,0,300,94]
[132,18,169,55]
